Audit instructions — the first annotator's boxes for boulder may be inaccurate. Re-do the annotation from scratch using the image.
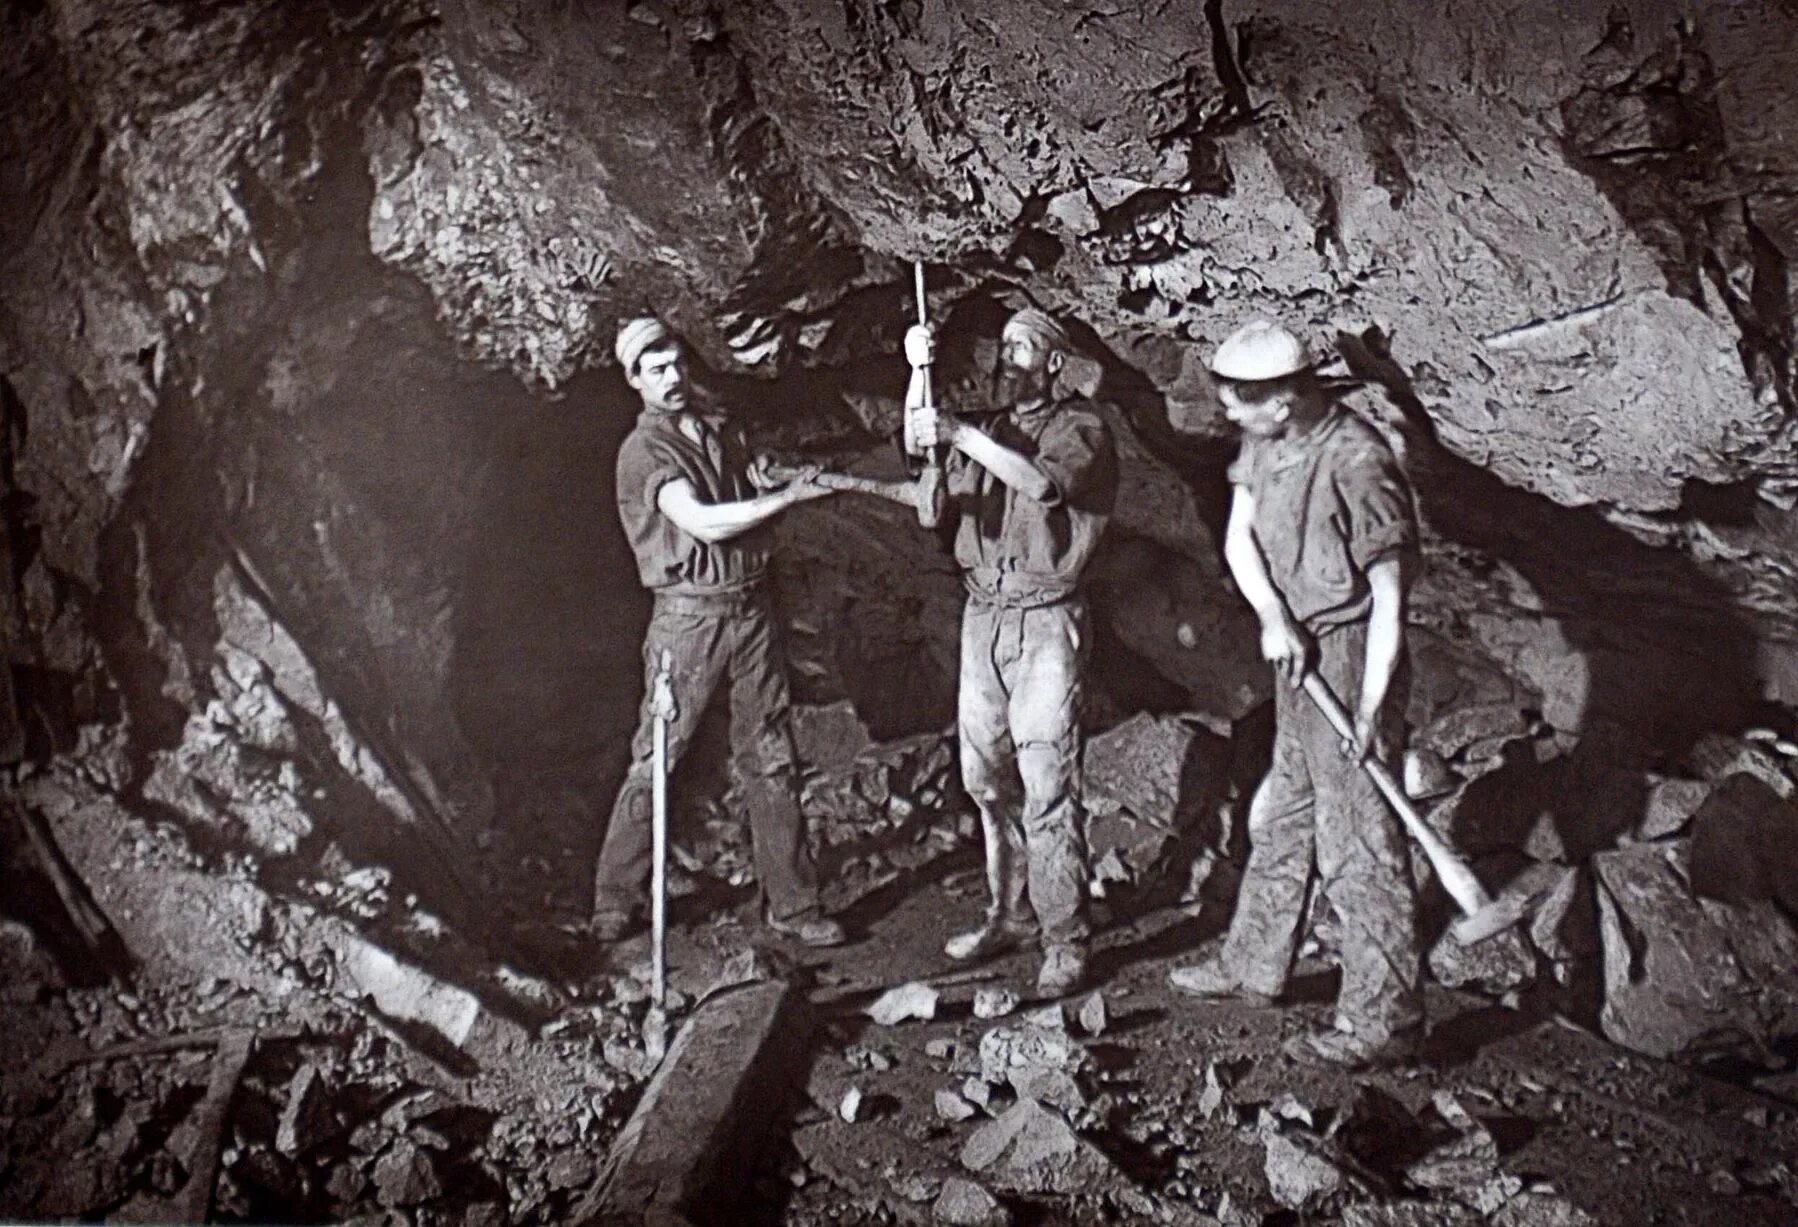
[1688,773,1798,912]
[959,1098,1114,1196]
[1593,841,1798,1059]
[1083,713,1208,826]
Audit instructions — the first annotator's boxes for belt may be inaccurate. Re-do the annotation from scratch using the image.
[964,568,1080,611]
[652,584,765,616]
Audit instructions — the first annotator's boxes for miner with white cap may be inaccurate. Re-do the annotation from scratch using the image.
[1167,319,1423,1067]
[906,305,1117,997]
[591,316,845,948]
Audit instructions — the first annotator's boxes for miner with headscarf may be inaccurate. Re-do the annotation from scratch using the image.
[905,306,1118,997]
[1166,319,1422,1067]
[591,316,845,948]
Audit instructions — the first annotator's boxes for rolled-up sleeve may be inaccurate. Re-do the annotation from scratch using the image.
[1336,445,1417,569]
[618,434,690,510]
[1035,408,1114,507]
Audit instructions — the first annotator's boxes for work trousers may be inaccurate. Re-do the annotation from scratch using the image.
[958,594,1090,947]
[1216,620,1422,1039]
[593,591,819,922]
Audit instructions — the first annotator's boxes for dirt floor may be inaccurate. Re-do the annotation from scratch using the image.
[5,734,1798,1226]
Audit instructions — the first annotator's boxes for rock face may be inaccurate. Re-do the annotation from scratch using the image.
[8,0,1798,1030]
[1593,841,1798,1059]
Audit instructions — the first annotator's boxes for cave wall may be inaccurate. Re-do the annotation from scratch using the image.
[8,0,1798,916]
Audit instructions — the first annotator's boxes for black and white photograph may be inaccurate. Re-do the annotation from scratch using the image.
[3,1,1797,1223]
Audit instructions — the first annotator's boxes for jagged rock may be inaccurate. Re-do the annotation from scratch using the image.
[978,1021,1092,1117]
[1083,713,1206,825]
[1638,776,1712,841]
[1344,1203,1480,1227]
[1688,774,1798,911]
[1405,1094,1501,1192]
[1429,922,1537,996]
[1519,866,1589,975]
[973,988,1018,1020]
[1404,748,1463,800]
[276,1063,336,1158]
[372,1139,441,1208]
[1490,1189,1598,1226]
[959,1098,1114,1196]
[867,981,940,1026]
[1687,735,1795,799]
[1259,1117,1343,1210]
[791,700,874,774]
[936,1089,978,1122]
[1593,841,1798,1058]
[1415,703,1534,766]
[1428,864,1565,994]
[934,1176,1011,1226]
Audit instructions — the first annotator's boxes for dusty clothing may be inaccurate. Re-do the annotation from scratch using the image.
[1216,406,1422,1039]
[959,596,1091,944]
[948,399,1116,607]
[1228,406,1416,632]
[952,400,1115,946]
[597,407,817,921]
[1211,622,1420,1038]
[594,590,819,921]
[615,409,769,594]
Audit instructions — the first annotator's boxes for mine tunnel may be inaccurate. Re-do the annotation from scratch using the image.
[4,1,1798,1223]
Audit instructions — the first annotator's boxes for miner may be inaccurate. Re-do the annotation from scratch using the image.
[591,316,845,948]
[1167,319,1422,1066]
[906,308,1117,997]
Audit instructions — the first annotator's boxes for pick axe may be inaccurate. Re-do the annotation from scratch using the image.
[1300,673,1539,945]
[644,647,678,1063]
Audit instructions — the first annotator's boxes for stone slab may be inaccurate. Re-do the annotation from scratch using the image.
[578,979,812,1226]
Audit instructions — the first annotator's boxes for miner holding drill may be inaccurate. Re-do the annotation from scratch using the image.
[905,307,1118,998]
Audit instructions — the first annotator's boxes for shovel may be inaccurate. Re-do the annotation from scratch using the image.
[1300,673,1540,945]
[643,647,678,1063]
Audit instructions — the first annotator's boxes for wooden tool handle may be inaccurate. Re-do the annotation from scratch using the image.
[1299,672,1494,918]
[765,464,924,512]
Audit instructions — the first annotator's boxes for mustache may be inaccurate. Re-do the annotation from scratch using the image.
[990,359,1044,400]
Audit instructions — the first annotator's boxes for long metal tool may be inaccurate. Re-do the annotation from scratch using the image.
[1300,672,1537,945]
[645,647,678,1062]
[910,261,946,528]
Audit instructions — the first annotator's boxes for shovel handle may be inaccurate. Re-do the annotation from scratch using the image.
[1298,672,1495,920]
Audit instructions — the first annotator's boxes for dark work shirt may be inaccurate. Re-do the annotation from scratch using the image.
[948,398,1117,605]
[614,409,769,594]
[1228,405,1417,631]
